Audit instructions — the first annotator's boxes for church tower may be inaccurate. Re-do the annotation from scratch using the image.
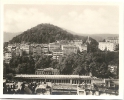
[86,36,91,44]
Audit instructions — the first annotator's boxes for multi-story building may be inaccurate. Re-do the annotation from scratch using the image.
[11,47,16,57]
[36,45,42,55]
[4,52,12,59]
[79,44,87,52]
[49,43,61,52]
[52,49,63,59]
[7,47,12,52]
[73,40,82,45]
[61,44,78,55]
[7,44,16,52]
[20,43,30,54]
[16,47,23,56]
[4,52,12,63]
[98,42,116,51]
[105,37,119,44]
[35,68,60,75]
[42,44,49,53]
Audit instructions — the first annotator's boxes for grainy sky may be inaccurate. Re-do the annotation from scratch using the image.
[4,4,119,34]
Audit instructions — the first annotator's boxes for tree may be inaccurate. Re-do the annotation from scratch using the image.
[35,55,52,69]
[5,73,14,80]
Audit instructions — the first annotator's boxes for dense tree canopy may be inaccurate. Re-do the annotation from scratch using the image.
[35,55,52,69]
[4,50,119,79]
[9,24,87,44]
[57,51,119,78]
[5,56,35,74]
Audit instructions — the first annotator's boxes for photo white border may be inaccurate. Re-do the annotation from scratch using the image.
[0,0,124,99]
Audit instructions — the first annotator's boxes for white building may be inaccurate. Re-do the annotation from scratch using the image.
[98,42,116,51]
[4,52,12,59]
[79,44,87,52]
[52,49,63,59]
[73,40,82,45]
[61,44,78,54]
[105,37,119,44]
[4,52,12,63]
[20,44,30,54]
[49,43,61,52]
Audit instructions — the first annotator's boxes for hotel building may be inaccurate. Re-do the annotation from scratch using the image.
[105,37,119,44]
[98,42,116,51]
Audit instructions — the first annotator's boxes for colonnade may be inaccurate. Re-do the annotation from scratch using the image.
[17,78,92,85]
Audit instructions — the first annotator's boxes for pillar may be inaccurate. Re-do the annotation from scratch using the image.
[77,80,79,84]
[86,80,87,84]
[70,79,72,84]
[108,81,110,87]
[76,80,78,84]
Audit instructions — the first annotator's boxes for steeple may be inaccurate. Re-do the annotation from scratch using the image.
[86,36,91,44]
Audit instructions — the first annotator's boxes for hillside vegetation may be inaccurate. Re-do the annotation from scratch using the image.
[9,23,87,43]
[4,23,118,79]
[4,51,119,79]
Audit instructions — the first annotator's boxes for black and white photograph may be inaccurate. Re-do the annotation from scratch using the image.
[1,0,124,99]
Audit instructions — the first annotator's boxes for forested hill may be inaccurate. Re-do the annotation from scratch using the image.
[9,23,89,44]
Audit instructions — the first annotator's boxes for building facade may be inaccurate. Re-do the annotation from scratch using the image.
[73,40,82,45]
[15,74,92,85]
[49,43,61,52]
[52,49,63,59]
[4,52,12,63]
[42,44,49,53]
[20,44,30,54]
[35,68,60,75]
[98,42,116,51]
[105,37,119,44]
[61,44,78,55]
[79,44,87,52]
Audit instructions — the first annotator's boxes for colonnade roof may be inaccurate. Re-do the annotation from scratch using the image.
[15,74,92,79]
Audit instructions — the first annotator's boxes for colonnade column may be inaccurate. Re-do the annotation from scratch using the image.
[107,81,110,87]
[70,79,72,84]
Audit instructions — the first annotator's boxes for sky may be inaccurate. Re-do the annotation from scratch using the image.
[4,4,119,34]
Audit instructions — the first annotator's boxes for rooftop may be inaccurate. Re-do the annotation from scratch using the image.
[107,37,119,40]
[36,68,58,71]
[15,74,92,79]
[99,42,115,44]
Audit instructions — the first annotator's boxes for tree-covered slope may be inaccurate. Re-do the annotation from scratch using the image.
[9,23,87,43]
